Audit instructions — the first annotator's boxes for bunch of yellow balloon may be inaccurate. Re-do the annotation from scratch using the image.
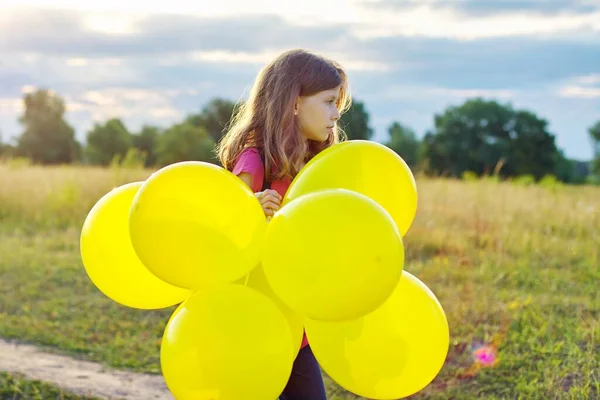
[79,140,449,400]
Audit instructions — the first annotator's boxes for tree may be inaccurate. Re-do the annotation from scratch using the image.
[186,98,237,143]
[156,122,216,166]
[571,160,590,183]
[132,125,161,167]
[504,110,559,179]
[339,100,373,141]
[385,122,421,167]
[422,98,562,180]
[15,89,81,164]
[552,149,576,183]
[589,120,600,177]
[85,118,133,165]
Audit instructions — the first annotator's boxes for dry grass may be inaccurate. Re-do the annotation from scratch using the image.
[0,164,152,229]
[0,163,599,399]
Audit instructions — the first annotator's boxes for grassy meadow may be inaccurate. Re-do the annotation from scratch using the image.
[0,160,599,399]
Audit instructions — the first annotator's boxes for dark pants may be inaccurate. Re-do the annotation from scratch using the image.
[279,345,327,400]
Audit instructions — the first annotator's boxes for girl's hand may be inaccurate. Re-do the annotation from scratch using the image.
[255,189,282,217]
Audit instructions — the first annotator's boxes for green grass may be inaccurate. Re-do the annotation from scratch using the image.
[0,372,100,400]
[1,164,599,399]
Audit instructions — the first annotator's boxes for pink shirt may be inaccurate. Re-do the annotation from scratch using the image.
[232,147,308,350]
[232,147,292,196]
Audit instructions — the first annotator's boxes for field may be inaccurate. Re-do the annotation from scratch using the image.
[0,162,598,399]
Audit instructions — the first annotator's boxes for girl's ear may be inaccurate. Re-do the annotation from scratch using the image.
[294,97,300,115]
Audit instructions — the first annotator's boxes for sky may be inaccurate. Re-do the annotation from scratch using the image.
[0,0,599,160]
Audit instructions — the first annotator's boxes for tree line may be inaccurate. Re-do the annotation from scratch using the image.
[1,88,599,185]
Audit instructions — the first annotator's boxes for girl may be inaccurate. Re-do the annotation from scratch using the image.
[217,48,352,400]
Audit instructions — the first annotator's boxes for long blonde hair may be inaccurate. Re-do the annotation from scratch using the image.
[217,48,352,182]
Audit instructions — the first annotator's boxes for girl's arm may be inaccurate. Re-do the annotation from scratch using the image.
[237,172,254,188]
[233,148,281,217]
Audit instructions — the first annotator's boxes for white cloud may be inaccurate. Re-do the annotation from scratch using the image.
[0,0,360,22]
[331,55,391,72]
[3,1,597,40]
[65,57,122,67]
[0,97,22,115]
[80,12,143,35]
[71,88,182,122]
[21,85,36,94]
[439,88,515,99]
[382,85,516,100]
[0,54,138,88]
[557,73,600,98]
[186,50,280,65]
[0,53,41,70]
[1,87,183,123]
[136,48,391,72]
[65,58,89,67]
[183,49,390,71]
[576,74,600,85]
[350,5,600,39]
[558,85,600,98]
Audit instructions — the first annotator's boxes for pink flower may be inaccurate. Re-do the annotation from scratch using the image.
[473,345,497,366]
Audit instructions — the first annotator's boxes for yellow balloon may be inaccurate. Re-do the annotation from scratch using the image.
[80,182,191,309]
[129,161,267,290]
[238,265,305,356]
[160,284,294,400]
[304,271,449,399]
[261,188,404,322]
[284,140,418,236]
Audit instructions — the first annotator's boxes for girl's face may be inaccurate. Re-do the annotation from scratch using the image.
[295,85,341,142]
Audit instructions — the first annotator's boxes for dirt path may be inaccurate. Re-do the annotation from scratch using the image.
[0,338,174,400]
